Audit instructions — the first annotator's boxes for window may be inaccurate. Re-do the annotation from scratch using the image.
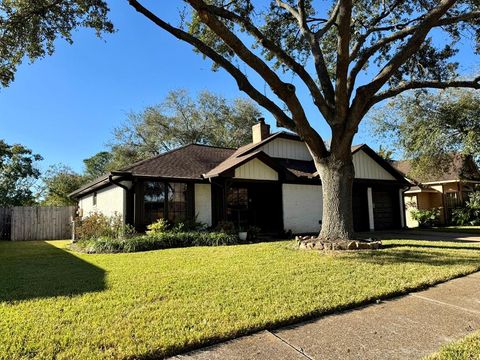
[143,181,188,225]
[167,183,188,223]
[226,187,249,228]
[93,192,97,206]
[144,181,165,225]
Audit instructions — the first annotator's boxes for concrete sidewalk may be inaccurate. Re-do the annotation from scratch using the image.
[172,272,480,360]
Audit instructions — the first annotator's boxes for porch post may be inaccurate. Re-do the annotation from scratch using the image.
[367,187,375,231]
[399,188,406,228]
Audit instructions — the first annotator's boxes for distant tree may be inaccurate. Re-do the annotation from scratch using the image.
[0,0,113,87]
[83,151,113,180]
[129,0,480,241]
[377,146,394,161]
[0,140,42,206]
[372,89,480,179]
[108,89,262,168]
[41,165,85,206]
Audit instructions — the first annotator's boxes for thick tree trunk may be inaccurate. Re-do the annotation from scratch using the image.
[315,154,355,240]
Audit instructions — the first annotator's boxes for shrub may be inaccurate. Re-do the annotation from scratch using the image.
[452,207,472,226]
[74,231,239,254]
[75,212,135,241]
[410,208,441,228]
[146,218,169,235]
[452,191,480,226]
[247,226,261,241]
[215,221,236,234]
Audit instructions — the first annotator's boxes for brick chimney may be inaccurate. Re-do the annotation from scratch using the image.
[252,118,270,143]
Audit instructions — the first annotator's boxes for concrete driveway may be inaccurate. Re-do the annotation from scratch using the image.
[360,229,480,243]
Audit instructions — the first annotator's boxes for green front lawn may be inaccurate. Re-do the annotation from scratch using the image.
[2,239,480,359]
[426,331,480,359]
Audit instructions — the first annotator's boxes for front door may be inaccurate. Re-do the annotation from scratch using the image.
[226,182,282,233]
[352,184,369,232]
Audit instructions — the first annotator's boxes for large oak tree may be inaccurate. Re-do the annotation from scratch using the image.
[128,0,480,240]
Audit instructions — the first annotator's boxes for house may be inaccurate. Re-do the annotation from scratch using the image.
[393,155,480,227]
[70,120,409,234]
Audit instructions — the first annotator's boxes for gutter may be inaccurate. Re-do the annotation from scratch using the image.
[108,174,130,191]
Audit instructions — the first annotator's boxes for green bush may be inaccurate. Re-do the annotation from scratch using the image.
[146,218,169,235]
[74,231,239,254]
[215,221,236,234]
[452,191,480,226]
[452,207,473,226]
[75,212,135,241]
[411,207,441,228]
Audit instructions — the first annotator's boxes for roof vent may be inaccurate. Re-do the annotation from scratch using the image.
[252,118,270,144]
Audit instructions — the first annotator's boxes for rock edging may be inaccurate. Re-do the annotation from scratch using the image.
[296,236,381,251]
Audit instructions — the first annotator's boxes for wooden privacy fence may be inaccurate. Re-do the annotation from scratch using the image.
[0,208,12,240]
[0,206,75,241]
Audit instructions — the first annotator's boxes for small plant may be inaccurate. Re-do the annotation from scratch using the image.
[247,226,261,241]
[452,207,472,226]
[410,208,441,228]
[452,190,480,226]
[172,218,208,232]
[146,218,169,235]
[215,221,236,234]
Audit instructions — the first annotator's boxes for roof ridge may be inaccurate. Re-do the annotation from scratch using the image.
[120,144,197,171]
[189,143,238,151]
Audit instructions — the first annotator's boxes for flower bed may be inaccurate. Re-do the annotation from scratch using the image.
[72,214,239,254]
[73,231,239,253]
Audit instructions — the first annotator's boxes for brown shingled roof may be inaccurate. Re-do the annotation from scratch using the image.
[122,144,235,179]
[392,154,480,183]
[71,131,408,199]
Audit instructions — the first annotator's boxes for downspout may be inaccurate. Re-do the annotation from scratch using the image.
[400,184,411,229]
[108,174,129,191]
[205,174,226,226]
[108,174,132,226]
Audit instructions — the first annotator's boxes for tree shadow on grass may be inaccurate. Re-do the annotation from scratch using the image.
[353,244,480,267]
[382,242,480,252]
[357,229,480,243]
[0,241,105,302]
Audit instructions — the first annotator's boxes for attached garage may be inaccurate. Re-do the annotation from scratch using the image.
[372,186,401,230]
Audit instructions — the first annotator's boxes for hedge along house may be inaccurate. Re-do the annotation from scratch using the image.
[70,120,409,234]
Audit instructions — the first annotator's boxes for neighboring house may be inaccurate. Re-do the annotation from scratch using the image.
[70,120,408,234]
[393,155,480,227]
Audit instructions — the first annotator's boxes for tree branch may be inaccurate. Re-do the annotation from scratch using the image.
[315,0,340,38]
[349,0,458,126]
[276,0,336,111]
[202,2,333,121]
[128,0,295,133]
[349,0,404,73]
[334,0,352,123]
[347,10,480,97]
[186,0,328,157]
[371,76,480,104]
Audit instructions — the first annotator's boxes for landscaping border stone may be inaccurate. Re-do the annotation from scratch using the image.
[296,236,382,251]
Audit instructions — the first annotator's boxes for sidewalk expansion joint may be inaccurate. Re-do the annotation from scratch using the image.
[411,294,480,315]
[267,331,315,360]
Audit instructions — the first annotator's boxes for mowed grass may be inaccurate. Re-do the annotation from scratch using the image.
[2,240,480,359]
[426,331,480,359]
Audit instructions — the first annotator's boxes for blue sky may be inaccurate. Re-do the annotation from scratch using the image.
[0,1,478,174]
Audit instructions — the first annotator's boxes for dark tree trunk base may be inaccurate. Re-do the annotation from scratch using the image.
[296,236,382,251]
